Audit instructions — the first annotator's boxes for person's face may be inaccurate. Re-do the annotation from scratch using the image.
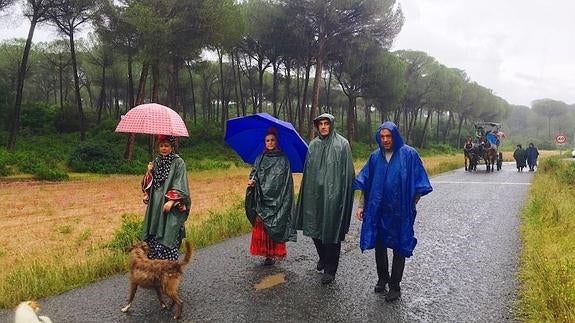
[318,119,331,137]
[380,129,393,151]
[265,134,277,151]
[158,141,173,156]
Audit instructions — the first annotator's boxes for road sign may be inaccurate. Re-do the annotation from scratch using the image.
[556,134,567,144]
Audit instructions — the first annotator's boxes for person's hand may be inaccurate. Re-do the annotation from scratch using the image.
[163,200,175,213]
[247,179,255,187]
[147,162,154,172]
[356,207,364,221]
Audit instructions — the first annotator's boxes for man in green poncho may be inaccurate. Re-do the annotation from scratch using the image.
[295,113,355,284]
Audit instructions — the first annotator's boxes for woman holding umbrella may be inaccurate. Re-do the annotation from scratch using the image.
[141,135,191,260]
[247,128,296,265]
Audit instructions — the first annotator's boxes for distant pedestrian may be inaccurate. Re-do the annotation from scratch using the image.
[525,143,539,171]
[354,122,432,302]
[513,144,527,172]
[295,113,355,285]
[246,128,296,266]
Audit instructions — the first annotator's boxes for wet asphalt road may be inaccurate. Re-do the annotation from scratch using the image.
[1,162,532,323]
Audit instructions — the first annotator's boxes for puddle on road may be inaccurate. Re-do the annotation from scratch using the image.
[254,273,286,290]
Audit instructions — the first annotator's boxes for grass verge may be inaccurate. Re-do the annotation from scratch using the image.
[0,200,251,309]
[517,157,575,321]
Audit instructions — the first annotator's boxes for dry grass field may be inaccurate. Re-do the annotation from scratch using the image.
[0,166,302,272]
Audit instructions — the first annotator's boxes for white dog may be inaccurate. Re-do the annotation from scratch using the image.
[14,301,53,323]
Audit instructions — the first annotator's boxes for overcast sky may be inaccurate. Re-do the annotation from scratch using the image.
[393,0,575,107]
[1,1,573,107]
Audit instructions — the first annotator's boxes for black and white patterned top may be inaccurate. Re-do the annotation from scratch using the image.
[152,152,176,190]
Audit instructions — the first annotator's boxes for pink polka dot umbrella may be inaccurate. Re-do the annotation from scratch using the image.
[115,103,189,137]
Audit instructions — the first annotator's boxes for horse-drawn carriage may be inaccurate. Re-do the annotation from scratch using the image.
[464,122,504,172]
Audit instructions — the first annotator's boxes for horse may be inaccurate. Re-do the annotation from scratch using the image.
[481,141,498,172]
[468,143,484,172]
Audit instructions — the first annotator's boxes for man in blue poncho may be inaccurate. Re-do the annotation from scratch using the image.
[354,121,432,301]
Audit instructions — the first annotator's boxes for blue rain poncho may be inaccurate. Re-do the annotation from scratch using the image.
[354,122,432,257]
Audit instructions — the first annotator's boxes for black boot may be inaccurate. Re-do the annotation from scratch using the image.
[374,279,387,294]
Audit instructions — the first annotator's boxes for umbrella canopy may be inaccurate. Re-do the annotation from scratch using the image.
[115,103,189,137]
[224,113,308,173]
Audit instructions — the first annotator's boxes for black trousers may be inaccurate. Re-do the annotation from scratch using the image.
[313,238,341,275]
[375,239,405,290]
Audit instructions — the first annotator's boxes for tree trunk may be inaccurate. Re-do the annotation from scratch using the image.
[419,109,432,148]
[300,61,311,135]
[285,61,292,121]
[185,62,197,124]
[234,50,246,116]
[152,61,160,102]
[346,95,356,142]
[97,63,106,123]
[69,31,86,141]
[124,62,149,160]
[309,52,323,139]
[7,18,38,150]
[127,47,134,111]
[218,48,227,128]
[59,55,64,110]
[231,50,240,117]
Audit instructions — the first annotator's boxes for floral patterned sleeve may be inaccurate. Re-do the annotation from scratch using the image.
[142,172,153,192]
[165,189,187,212]
[141,172,153,204]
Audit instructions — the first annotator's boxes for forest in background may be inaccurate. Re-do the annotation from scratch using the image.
[0,0,574,177]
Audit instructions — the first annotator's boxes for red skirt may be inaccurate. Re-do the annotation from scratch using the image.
[250,217,286,258]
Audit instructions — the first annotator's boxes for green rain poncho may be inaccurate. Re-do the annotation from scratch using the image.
[249,150,296,242]
[141,154,191,248]
[295,113,355,243]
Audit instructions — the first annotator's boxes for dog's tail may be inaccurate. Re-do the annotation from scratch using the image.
[179,240,193,267]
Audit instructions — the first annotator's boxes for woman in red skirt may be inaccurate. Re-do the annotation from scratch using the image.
[247,128,296,265]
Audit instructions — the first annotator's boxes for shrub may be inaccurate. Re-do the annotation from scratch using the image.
[538,157,562,173]
[20,103,58,135]
[559,162,575,186]
[106,214,143,251]
[54,108,85,133]
[68,141,124,173]
[0,148,12,176]
[33,166,69,181]
[12,151,44,173]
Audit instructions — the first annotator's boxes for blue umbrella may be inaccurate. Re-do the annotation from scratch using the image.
[224,113,308,173]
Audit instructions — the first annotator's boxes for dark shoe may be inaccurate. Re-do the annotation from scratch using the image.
[316,260,325,271]
[374,280,387,294]
[321,273,335,284]
[263,257,276,266]
[385,288,401,302]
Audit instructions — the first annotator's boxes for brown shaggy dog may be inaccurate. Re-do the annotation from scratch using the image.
[121,240,192,320]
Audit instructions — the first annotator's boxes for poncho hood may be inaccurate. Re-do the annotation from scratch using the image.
[376,121,404,153]
[313,113,336,139]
